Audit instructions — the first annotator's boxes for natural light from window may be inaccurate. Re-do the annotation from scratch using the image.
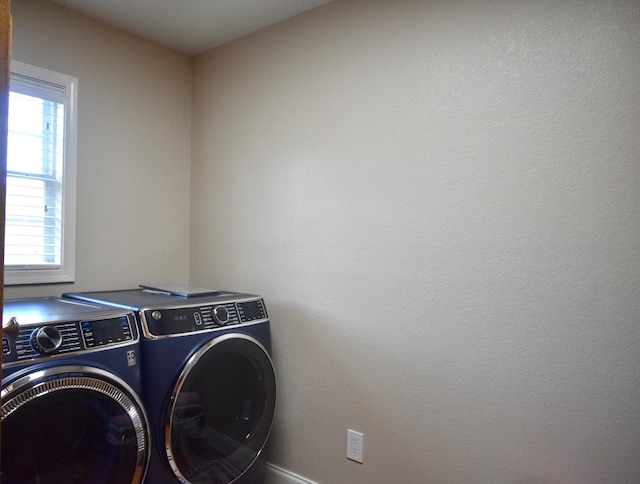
[6,91,64,267]
[4,61,77,285]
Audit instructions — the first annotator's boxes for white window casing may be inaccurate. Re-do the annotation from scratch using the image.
[4,61,77,285]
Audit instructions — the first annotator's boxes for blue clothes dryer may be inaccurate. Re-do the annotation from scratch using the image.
[64,288,277,484]
[1,297,150,484]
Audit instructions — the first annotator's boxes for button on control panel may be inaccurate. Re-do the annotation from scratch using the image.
[3,337,11,356]
[194,312,202,325]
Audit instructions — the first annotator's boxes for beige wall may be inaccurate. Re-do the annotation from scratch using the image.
[191,1,640,483]
[6,0,640,482]
[7,0,192,298]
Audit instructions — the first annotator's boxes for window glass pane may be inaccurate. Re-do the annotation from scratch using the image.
[7,93,44,174]
[5,177,50,265]
[6,88,64,266]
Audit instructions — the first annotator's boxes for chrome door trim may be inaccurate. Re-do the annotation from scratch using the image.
[165,333,277,484]
[1,364,150,484]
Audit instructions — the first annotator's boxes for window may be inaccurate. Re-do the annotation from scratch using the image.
[4,61,77,285]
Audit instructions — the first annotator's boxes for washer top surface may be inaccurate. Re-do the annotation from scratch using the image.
[3,297,131,326]
[63,288,260,311]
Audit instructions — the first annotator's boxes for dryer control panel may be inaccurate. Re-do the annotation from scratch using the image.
[140,298,268,337]
[2,314,137,367]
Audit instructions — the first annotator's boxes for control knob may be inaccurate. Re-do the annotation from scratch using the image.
[30,326,63,354]
[212,306,229,326]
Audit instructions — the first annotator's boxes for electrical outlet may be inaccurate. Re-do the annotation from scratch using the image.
[347,429,363,463]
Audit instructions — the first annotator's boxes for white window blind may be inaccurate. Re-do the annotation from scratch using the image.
[4,61,77,285]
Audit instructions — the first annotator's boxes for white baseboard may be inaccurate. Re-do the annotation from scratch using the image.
[265,463,318,484]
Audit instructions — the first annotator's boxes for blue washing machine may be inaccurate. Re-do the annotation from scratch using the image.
[64,288,277,484]
[2,297,150,484]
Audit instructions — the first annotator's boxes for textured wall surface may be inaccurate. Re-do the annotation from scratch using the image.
[191,1,640,482]
[7,0,639,482]
[8,0,192,298]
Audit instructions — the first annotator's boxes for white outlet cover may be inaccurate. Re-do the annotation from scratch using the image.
[347,429,363,463]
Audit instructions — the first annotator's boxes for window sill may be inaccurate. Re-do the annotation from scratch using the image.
[4,267,75,286]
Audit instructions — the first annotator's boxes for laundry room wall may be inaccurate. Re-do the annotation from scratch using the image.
[191,1,640,483]
[7,0,192,299]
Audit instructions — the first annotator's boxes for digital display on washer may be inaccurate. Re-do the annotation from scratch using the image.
[82,316,132,347]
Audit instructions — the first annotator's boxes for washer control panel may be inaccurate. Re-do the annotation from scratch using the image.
[141,298,268,337]
[2,314,137,366]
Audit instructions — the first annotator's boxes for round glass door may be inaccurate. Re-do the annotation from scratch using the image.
[1,366,150,484]
[167,333,277,484]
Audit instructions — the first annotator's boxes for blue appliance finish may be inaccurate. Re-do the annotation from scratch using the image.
[63,289,277,484]
[2,297,150,484]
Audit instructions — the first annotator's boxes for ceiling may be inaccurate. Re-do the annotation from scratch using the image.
[50,0,334,56]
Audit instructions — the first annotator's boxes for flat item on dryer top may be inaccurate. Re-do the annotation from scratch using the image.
[139,283,220,297]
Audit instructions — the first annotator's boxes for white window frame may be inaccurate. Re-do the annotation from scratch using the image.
[4,61,77,285]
